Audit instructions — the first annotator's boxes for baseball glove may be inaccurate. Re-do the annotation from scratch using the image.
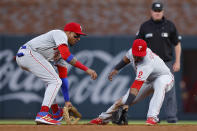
[112,106,128,125]
[63,106,82,125]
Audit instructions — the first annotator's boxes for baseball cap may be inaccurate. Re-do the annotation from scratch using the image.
[132,39,147,57]
[64,22,87,35]
[152,2,163,12]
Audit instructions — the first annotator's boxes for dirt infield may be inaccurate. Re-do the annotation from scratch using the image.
[1,125,197,131]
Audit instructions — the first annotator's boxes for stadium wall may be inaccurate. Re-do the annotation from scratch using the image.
[0,35,197,120]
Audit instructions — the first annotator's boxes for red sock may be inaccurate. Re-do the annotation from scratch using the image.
[51,104,59,114]
[40,106,49,112]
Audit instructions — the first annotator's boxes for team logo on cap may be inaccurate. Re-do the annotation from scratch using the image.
[80,26,82,31]
[138,46,143,51]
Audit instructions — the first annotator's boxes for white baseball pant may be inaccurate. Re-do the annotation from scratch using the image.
[16,45,62,108]
[99,74,174,122]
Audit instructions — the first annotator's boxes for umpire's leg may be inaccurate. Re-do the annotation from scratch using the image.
[163,61,178,123]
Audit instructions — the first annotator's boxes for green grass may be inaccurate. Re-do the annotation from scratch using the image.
[0,120,197,125]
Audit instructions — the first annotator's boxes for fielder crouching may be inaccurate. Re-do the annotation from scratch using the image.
[89,39,174,125]
[16,22,97,125]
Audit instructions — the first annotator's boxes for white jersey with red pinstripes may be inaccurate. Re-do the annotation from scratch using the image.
[126,48,171,81]
[26,30,68,61]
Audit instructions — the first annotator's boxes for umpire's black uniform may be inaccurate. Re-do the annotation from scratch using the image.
[136,17,181,123]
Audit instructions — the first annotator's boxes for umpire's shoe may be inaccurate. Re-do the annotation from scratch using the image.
[35,112,61,125]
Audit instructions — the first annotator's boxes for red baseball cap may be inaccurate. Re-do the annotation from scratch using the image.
[64,22,87,35]
[132,39,147,57]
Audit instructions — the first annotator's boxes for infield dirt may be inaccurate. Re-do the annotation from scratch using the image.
[1,125,197,131]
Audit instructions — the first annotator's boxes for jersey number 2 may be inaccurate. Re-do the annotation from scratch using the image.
[138,71,143,78]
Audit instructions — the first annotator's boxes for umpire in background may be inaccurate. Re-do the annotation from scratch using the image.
[136,1,182,123]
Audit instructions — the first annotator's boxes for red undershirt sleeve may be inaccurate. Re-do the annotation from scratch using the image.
[58,44,72,61]
[130,80,144,91]
[57,44,88,71]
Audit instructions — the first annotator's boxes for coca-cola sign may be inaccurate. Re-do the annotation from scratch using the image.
[0,49,132,105]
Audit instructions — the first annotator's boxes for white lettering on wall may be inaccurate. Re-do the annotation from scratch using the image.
[0,49,132,104]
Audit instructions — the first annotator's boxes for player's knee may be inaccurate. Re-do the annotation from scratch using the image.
[56,78,62,88]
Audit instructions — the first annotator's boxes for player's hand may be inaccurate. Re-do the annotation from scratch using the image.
[65,101,72,108]
[108,69,118,81]
[86,69,97,80]
[173,61,180,72]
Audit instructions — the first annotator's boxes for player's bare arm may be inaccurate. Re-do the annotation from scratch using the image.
[173,42,181,72]
[68,57,97,80]
[108,56,130,81]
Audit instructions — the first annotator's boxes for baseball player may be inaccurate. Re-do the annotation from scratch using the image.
[16,22,97,125]
[89,39,174,125]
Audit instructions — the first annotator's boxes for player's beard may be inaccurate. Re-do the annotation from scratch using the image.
[68,39,78,47]
[134,57,144,63]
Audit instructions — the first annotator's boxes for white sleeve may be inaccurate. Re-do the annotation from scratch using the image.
[52,30,68,46]
[135,65,153,81]
[125,49,132,60]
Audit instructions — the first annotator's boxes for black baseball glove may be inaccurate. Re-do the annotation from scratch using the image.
[112,106,128,125]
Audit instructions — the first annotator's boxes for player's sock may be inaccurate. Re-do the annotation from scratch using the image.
[40,106,49,112]
[61,78,69,101]
[57,65,70,102]
[51,104,59,114]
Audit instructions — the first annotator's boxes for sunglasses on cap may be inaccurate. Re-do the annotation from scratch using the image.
[74,34,81,38]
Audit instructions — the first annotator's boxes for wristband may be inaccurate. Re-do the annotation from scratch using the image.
[131,80,144,91]
[66,54,74,63]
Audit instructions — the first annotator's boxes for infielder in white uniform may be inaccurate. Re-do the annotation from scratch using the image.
[16,22,97,125]
[90,39,174,125]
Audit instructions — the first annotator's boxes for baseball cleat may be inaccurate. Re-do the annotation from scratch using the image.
[52,108,63,121]
[89,118,106,125]
[35,112,61,125]
[146,117,159,125]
